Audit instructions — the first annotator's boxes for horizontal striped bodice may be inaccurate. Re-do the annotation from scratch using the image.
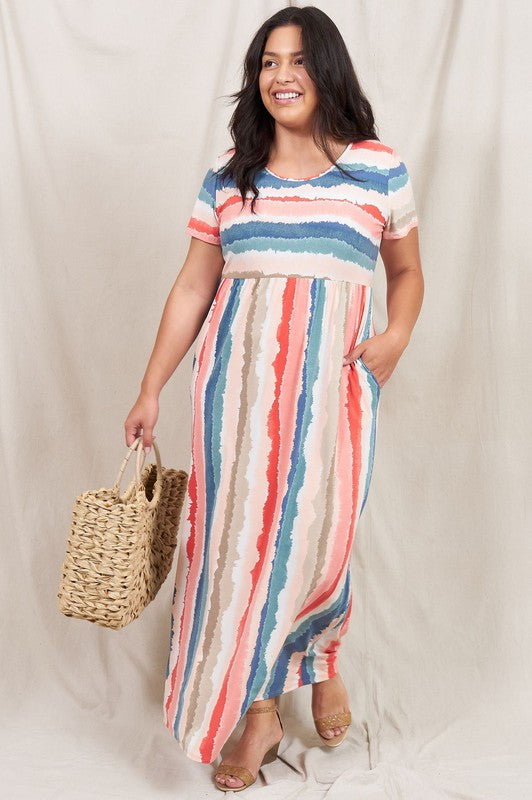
[185,139,418,287]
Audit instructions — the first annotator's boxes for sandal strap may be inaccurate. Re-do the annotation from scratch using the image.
[314,710,352,732]
[216,763,255,785]
[246,704,277,714]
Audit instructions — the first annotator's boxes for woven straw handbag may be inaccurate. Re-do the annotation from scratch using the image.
[57,435,188,630]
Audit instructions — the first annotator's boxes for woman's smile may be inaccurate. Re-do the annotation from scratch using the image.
[272,91,303,105]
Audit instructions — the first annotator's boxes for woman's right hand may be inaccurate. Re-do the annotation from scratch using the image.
[124,390,159,453]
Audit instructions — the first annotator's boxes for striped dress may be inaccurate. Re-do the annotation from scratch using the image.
[163,139,418,763]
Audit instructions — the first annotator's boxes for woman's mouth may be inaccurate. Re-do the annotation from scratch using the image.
[272,91,303,105]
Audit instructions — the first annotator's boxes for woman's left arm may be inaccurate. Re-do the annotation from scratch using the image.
[343,227,424,388]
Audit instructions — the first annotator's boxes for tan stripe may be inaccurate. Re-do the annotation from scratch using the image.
[185,282,260,740]
[300,283,350,608]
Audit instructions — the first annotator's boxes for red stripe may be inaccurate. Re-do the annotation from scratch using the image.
[295,359,363,619]
[187,218,219,239]
[199,278,297,761]
[261,278,296,560]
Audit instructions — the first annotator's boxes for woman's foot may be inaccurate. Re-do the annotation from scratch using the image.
[311,672,351,740]
[214,700,283,790]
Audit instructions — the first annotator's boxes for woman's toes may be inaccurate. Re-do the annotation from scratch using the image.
[322,724,347,737]
[216,773,244,788]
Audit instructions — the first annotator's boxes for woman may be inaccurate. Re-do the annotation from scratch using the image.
[124,5,423,792]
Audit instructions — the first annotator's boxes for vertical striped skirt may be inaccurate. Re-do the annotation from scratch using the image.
[163,274,380,763]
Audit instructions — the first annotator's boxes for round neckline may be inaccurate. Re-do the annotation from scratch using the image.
[264,141,353,182]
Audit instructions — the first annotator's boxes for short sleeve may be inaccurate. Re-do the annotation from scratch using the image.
[185,165,221,245]
[382,149,419,239]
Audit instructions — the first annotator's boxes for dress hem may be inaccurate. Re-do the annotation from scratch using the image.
[167,666,340,764]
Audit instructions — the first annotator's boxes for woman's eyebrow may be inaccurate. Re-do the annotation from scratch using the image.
[262,50,304,57]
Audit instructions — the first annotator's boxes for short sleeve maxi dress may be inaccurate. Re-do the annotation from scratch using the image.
[163,138,418,763]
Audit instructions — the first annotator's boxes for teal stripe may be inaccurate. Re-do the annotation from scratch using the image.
[246,279,327,702]
[227,235,377,272]
[173,280,243,732]
[358,308,380,515]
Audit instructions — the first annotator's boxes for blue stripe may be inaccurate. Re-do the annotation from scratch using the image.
[388,160,409,192]
[224,219,377,255]
[242,279,323,708]
[267,570,352,693]
[173,280,243,733]
[256,165,387,192]
[246,279,329,702]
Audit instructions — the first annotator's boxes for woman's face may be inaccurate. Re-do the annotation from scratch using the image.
[259,25,319,134]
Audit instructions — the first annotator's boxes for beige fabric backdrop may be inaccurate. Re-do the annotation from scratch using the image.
[1,0,530,797]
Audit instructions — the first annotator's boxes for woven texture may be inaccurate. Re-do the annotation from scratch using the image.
[57,437,188,630]
[313,711,352,733]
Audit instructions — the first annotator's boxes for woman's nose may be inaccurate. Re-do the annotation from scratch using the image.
[277,64,295,83]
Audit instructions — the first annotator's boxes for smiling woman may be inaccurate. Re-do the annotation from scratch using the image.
[214,8,384,201]
[138,3,425,792]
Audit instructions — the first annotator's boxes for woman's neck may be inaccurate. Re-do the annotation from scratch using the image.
[267,133,351,178]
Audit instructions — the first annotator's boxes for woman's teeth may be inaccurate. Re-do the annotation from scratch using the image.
[273,92,302,102]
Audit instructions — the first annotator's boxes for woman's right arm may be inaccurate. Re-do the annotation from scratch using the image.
[124,236,224,451]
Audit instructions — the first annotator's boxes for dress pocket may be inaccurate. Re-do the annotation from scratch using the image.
[193,301,216,362]
[343,284,380,392]
[356,356,381,394]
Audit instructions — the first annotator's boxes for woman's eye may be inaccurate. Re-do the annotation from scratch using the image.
[262,58,305,68]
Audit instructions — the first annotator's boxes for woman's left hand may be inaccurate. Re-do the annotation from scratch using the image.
[342,328,409,389]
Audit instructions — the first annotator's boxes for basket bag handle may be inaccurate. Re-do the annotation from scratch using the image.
[113,436,163,503]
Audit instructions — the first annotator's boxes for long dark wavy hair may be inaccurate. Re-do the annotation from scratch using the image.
[217,5,379,213]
